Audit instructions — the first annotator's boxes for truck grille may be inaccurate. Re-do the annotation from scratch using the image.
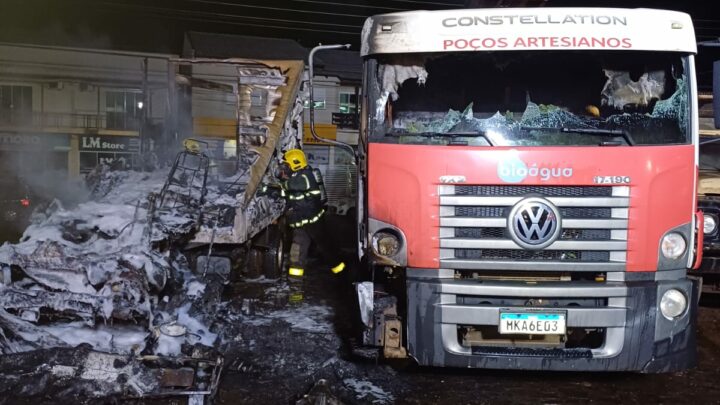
[455,185,612,197]
[439,184,629,272]
[455,206,612,219]
[455,249,610,262]
[454,228,612,240]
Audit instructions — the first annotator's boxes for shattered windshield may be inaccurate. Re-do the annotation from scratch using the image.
[369,51,690,146]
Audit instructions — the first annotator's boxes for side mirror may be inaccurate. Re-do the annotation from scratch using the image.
[714,60,720,129]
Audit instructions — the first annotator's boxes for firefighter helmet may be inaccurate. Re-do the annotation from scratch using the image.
[183,138,202,154]
[283,149,307,171]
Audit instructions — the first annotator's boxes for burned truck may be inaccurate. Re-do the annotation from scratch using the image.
[345,8,702,372]
[0,57,306,402]
[162,58,307,279]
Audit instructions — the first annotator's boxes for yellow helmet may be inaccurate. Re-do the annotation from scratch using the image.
[183,138,202,154]
[283,149,307,171]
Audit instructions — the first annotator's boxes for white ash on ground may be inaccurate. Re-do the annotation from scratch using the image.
[0,166,226,400]
[0,165,402,404]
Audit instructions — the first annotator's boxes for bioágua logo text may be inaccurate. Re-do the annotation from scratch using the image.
[497,153,573,183]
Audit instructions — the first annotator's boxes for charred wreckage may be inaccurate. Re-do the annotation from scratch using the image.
[0,58,306,403]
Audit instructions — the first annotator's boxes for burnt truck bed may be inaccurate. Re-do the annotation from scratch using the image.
[0,58,307,403]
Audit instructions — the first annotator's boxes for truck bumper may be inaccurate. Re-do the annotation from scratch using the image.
[406,269,698,372]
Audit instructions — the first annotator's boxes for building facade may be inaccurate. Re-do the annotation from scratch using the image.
[0,43,171,178]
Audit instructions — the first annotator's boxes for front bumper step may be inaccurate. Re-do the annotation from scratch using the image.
[471,346,592,358]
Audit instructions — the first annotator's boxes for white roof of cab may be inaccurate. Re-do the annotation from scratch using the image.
[361,8,696,56]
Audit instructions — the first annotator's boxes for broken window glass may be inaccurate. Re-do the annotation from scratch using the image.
[370,51,690,146]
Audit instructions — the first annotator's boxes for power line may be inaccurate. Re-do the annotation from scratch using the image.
[110,10,359,36]
[384,0,464,7]
[291,0,406,11]
[89,1,361,35]
[175,0,369,18]
[95,1,363,29]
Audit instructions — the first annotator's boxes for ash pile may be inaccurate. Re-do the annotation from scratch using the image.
[0,160,267,402]
[0,58,304,403]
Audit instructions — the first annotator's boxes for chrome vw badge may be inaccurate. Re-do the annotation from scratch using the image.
[508,197,561,250]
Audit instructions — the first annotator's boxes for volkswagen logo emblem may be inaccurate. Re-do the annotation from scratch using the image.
[508,197,561,250]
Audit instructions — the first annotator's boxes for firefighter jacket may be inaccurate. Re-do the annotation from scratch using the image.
[282,167,326,228]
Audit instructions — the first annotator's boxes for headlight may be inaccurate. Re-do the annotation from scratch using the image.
[661,232,686,259]
[660,289,687,319]
[704,214,718,235]
[372,231,400,257]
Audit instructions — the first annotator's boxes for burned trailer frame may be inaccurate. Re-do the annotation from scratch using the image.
[165,57,307,278]
[0,57,308,403]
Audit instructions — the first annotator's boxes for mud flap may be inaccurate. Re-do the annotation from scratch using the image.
[382,316,407,359]
[356,283,408,359]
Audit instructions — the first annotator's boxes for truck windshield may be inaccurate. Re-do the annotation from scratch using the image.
[368,51,690,146]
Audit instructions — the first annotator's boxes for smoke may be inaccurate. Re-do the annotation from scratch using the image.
[0,21,115,52]
[23,169,90,208]
[39,22,115,51]
[0,140,90,208]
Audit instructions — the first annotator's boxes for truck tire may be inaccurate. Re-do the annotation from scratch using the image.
[248,223,287,279]
[262,235,284,279]
[246,248,263,279]
[261,223,286,279]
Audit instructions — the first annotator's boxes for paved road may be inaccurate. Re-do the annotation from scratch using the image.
[213,263,720,405]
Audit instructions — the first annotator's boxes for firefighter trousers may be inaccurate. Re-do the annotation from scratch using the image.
[289,217,342,270]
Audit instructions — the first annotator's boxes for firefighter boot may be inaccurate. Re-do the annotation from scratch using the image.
[330,262,345,274]
[287,240,305,282]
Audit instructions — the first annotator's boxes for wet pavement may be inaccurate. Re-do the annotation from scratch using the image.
[401,305,720,404]
[213,264,401,405]
[207,214,720,404]
[211,266,720,405]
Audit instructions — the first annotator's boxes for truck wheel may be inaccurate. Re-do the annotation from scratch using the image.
[262,227,284,279]
[246,248,263,279]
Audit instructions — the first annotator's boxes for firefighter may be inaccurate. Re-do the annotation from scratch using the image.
[279,149,345,278]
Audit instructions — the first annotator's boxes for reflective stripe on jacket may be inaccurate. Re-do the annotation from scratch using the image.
[283,167,325,227]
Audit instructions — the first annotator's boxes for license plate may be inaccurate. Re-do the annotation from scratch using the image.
[499,312,566,335]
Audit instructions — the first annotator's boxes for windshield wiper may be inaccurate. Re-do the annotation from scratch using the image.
[385,131,495,146]
[521,126,635,146]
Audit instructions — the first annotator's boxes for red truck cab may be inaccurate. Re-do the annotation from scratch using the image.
[355,8,700,372]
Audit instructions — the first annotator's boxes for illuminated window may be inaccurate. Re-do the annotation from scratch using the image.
[339,92,357,114]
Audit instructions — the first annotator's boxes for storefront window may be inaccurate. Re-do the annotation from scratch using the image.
[80,152,98,171]
[79,135,140,173]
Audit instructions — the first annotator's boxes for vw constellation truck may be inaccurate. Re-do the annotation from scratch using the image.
[354,8,702,372]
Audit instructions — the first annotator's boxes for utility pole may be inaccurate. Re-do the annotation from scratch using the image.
[141,57,149,154]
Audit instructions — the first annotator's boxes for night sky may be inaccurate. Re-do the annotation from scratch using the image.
[1,0,719,53]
